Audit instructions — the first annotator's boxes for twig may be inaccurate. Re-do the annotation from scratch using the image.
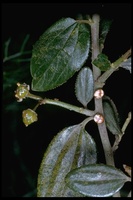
[112,112,131,152]
[20,34,30,52]
[76,19,93,25]
[40,98,95,117]
[4,38,11,58]
[3,51,31,63]
[25,91,95,116]
[122,112,131,133]
[3,34,31,63]
[97,49,131,86]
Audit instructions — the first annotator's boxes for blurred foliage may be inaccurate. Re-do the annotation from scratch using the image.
[2,35,38,197]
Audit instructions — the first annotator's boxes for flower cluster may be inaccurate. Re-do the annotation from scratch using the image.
[15,83,38,127]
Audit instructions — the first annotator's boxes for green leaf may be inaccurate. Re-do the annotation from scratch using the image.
[99,19,112,51]
[30,18,90,91]
[75,67,94,107]
[92,53,111,71]
[37,124,97,197]
[103,96,122,135]
[65,164,128,197]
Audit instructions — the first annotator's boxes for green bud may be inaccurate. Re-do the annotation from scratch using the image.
[22,109,38,127]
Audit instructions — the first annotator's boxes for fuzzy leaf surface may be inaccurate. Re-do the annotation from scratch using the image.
[30,18,90,91]
[103,96,122,135]
[65,164,128,197]
[37,124,97,197]
[75,67,94,107]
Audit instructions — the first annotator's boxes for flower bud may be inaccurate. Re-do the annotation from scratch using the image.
[15,83,30,102]
[22,109,38,127]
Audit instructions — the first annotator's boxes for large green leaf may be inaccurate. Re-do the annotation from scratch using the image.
[103,96,122,135]
[30,18,90,91]
[37,124,97,197]
[75,67,94,107]
[65,164,128,197]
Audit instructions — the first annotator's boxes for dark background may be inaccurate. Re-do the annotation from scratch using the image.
[2,3,131,197]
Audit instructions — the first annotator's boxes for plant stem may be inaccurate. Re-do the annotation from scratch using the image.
[96,98,115,166]
[76,19,93,25]
[27,92,95,116]
[91,14,121,197]
[112,112,131,152]
[91,14,115,166]
[3,34,31,63]
[91,14,101,82]
[121,112,131,134]
[80,116,94,127]
[28,93,43,101]
[3,51,31,63]
[4,38,11,58]
[40,98,95,116]
[97,48,131,85]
